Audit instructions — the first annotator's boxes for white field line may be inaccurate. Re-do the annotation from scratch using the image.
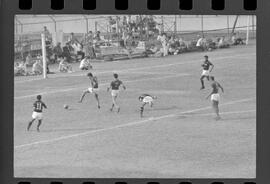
[15,53,256,84]
[14,53,256,100]
[14,97,254,149]
[14,73,190,100]
[182,109,256,117]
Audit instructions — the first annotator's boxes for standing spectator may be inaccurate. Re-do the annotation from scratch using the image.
[53,42,63,62]
[62,43,72,62]
[157,32,168,56]
[68,32,79,44]
[25,53,32,66]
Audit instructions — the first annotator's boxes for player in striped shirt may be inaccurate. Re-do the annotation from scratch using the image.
[79,72,101,109]
[27,95,47,132]
[200,55,214,90]
[139,94,157,117]
[107,73,126,112]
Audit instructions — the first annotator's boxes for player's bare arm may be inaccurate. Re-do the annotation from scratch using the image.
[210,62,214,72]
[218,83,224,93]
[122,83,126,90]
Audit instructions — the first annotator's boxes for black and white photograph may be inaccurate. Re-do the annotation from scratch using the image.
[14,15,256,178]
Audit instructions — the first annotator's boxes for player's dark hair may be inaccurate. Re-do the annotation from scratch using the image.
[37,95,42,100]
[113,73,118,78]
[87,72,93,77]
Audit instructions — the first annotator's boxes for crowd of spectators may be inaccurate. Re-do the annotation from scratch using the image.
[14,18,247,76]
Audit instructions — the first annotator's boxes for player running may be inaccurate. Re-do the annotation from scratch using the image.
[78,72,100,109]
[206,76,224,120]
[27,95,47,132]
[139,94,157,118]
[107,73,126,112]
[200,55,214,90]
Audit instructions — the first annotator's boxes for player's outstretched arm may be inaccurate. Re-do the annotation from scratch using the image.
[210,63,214,72]
[122,84,126,90]
[43,103,47,109]
[218,83,224,93]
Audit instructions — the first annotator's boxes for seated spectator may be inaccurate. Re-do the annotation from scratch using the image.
[196,35,205,51]
[14,61,28,76]
[79,56,93,70]
[58,57,73,73]
[231,33,245,45]
[32,60,43,75]
[217,36,229,48]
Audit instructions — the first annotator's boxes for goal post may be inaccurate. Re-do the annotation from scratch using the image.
[41,33,47,79]
[246,15,250,45]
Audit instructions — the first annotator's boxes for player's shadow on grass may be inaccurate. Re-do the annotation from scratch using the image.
[219,116,256,121]
[140,105,182,112]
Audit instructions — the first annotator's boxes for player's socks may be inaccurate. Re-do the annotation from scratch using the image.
[37,121,42,132]
[27,123,31,131]
[27,121,34,131]
[110,104,114,111]
[140,107,144,117]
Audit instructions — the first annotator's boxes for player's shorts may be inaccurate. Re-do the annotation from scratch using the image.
[201,70,210,76]
[32,111,43,120]
[88,87,99,93]
[211,93,220,102]
[111,89,120,97]
[142,96,154,104]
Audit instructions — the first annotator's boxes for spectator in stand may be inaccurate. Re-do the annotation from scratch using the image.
[79,56,93,70]
[25,53,32,66]
[58,56,73,73]
[68,32,79,45]
[62,43,72,62]
[157,32,168,56]
[43,26,51,44]
[231,32,244,45]
[94,31,101,41]
[32,60,43,75]
[53,42,63,62]
[85,31,93,45]
[73,42,85,60]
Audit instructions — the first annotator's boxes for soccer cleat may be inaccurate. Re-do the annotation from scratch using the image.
[200,86,205,90]
[78,100,82,103]
[98,105,101,109]
[110,108,113,112]
[117,107,120,113]
[37,128,40,132]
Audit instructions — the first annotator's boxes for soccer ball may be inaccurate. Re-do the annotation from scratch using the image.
[64,104,69,109]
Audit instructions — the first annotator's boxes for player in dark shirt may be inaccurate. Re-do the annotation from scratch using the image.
[200,55,214,90]
[206,76,224,120]
[27,95,47,132]
[107,73,126,112]
[79,72,100,109]
[139,94,157,117]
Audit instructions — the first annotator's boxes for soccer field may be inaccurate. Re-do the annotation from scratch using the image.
[14,42,256,178]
